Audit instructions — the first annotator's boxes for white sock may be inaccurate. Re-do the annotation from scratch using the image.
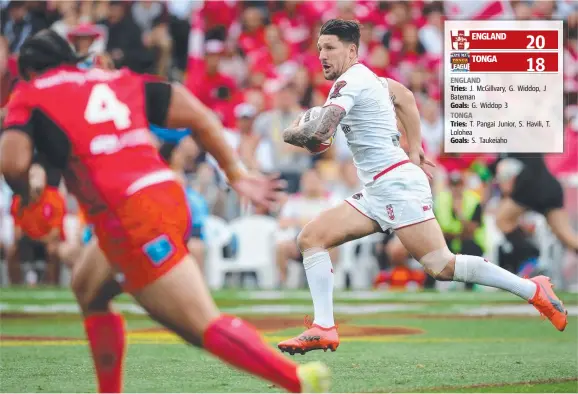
[303,250,335,328]
[453,254,537,300]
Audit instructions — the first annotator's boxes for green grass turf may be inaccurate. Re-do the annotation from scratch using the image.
[1,288,577,392]
[429,380,578,393]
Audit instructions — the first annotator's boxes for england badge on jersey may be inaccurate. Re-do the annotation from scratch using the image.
[329,81,347,99]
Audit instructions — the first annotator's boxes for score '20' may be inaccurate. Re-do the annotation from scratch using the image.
[526,35,546,49]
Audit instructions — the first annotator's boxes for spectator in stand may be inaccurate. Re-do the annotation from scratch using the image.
[275,168,340,287]
[0,36,17,124]
[25,1,61,28]
[358,18,392,80]
[50,1,105,54]
[435,171,486,259]
[332,159,362,200]
[66,24,113,70]
[50,1,82,40]
[131,0,173,76]
[224,103,274,173]
[407,66,429,105]
[564,20,578,94]
[98,0,154,73]
[373,233,426,290]
[418,1,444,57]
[532,0,556,19]
[1,0,46,53]
[186,39,237,128]
[238,6,267,59]
[253,82,310,193]
[191,161,229,219]
[166,0,194,75]
[270,1,313,54]
[219,39,249,88]
[395,23,426,81]
[420,98,444,159]
[512,1,533,20]
[381,2,412,62]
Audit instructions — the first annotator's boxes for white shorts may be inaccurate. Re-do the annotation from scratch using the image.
[345,161,435,232]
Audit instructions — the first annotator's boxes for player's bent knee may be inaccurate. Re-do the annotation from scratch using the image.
[296,225,324,256]
[419,247,455,281]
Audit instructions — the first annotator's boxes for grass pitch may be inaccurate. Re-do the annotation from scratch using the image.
[1,287,576,392]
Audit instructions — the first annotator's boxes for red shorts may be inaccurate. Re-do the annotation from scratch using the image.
[92,181,191,293]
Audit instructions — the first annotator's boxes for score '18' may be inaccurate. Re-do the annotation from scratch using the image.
[526,57,545,72]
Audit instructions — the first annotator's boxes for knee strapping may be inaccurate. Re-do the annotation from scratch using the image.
[300,246,326,258]
[419,247,454,277]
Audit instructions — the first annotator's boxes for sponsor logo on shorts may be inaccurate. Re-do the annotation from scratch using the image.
[351,192,362,200]
[422,204,432,212]
[386,204,395,220]
[143,235,175,267]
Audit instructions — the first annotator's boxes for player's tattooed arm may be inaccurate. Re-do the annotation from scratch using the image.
[282,105,345,147]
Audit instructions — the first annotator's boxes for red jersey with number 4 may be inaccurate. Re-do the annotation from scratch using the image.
[2,66,172,217]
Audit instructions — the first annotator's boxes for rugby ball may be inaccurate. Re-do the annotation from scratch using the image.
[298,106,337,155]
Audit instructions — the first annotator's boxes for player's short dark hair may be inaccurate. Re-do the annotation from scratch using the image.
[18,29,87,80]
[319,19,361,48]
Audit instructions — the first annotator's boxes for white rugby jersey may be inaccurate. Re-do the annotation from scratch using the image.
[323,63,408,185]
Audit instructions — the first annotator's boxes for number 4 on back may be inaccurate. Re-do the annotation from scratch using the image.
[84,83,132,130]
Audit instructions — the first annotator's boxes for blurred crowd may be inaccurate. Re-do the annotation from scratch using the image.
[0,0,577,289]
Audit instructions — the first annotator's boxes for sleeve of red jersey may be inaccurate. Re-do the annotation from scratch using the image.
[1,83,34,137]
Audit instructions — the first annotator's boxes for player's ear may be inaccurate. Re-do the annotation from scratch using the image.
[349,43,357,58]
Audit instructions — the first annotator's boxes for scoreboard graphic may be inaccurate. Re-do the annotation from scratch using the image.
[444,20,563,154]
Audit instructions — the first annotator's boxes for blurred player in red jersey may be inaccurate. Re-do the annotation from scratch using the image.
[0,30,329,393]
[7,163,67,285]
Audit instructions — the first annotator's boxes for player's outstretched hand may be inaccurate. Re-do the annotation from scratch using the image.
[409,147,435,180]
[231,172,287,210]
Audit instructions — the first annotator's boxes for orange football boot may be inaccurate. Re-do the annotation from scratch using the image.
[529,275,568,331]
[278,316,339,355]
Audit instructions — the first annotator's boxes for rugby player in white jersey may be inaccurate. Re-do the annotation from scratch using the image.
[277,19,568,355]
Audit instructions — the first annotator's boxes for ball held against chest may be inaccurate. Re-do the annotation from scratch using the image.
[298,106,338,155]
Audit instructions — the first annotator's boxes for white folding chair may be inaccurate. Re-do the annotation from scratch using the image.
[335,232,381,289]
[222,215,278,289]
[0,215,14,286]
[203,215,233,289]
